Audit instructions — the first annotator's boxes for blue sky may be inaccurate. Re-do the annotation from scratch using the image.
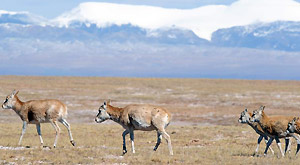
[2,0,238,18]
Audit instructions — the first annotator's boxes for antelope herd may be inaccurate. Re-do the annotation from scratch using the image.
[239,105,300,157]
[2,89,300,158]
[1,90,173,155]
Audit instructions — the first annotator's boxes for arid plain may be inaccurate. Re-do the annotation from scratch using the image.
[1,76,300,164]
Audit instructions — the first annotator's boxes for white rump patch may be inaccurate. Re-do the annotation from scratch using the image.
[162,115,169,124]
[58,107,63,117]
[58,106,67,118]
[48,105,56,114]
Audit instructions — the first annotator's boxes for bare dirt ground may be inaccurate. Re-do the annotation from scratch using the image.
[0,76,300,164]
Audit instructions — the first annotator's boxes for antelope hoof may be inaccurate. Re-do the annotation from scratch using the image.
[70,140,76,146]
[122,150,127,155]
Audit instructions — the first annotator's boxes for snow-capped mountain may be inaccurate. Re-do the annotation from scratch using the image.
[211,21,300,51]
[0,10,46,25]
[0,8,210,45]
[1,10,300,51]
[52,0,300,40]
[0,23,209,45]
[1,0,300,50]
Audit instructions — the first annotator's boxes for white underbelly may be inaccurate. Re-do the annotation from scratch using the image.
[29,118,49,124]
[131,120,155,131]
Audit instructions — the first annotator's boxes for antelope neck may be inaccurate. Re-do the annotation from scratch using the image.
[258,111,268,126]
[12,96,24,113]
[107,105,123,121]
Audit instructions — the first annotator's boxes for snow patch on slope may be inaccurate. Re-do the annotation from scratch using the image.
[52,0,300,40]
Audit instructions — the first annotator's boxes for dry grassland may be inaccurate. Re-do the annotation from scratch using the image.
[0,76,300,164]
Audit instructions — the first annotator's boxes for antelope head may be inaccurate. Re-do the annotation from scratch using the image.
[238,108,251,123]
[2,90,19,109]
[250,105,265,122]
[287,117,300,133]
[95,101,111,123]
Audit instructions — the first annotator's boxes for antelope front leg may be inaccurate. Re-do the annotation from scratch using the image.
[129,129,135,153]
[18,121,28,146]
[275,137,284,157]
[264,137,273,156]
[284,137,291,154]
[36,123,44,146]
[122,130,129,155]
[263,136,274,154]
[290,134,300,155]
[254,135,263,156]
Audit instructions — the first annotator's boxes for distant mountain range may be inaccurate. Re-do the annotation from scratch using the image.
[0,10,46,25]
[0,9,300,79]
[1,11,300,51]
[211,21,300,52]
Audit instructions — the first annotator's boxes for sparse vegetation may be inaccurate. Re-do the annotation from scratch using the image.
[1,76,300,164]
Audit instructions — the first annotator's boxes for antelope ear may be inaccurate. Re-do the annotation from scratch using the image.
[103,101,107,110]
[259,105,265,111]
[245,108,248,112]
[12,90,19,96]
[107,99,111,105]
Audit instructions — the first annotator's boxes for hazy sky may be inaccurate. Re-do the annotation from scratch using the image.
[1,0,240,18]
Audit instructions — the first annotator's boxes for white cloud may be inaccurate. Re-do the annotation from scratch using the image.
[52,0,300,40]
[0,10,24,15]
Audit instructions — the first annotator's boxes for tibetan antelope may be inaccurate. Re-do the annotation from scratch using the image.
[287,117,300,154]
[238,108,275,155]
[251,106,300,157]
[95,101,173,155]
[2,90,75,148]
